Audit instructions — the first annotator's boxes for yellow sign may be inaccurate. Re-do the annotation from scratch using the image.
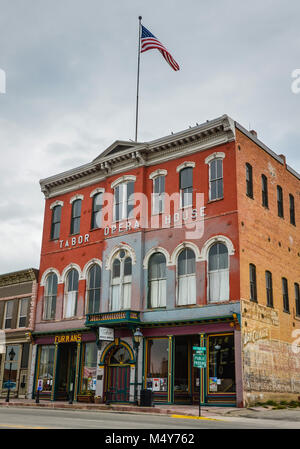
[54,333,82,344]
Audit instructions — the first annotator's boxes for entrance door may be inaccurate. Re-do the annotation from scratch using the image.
[107,365,130,402]
[55,344,77,400]
[105,345,132,403]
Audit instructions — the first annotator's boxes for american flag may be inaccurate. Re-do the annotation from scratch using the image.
[141,25,180,71]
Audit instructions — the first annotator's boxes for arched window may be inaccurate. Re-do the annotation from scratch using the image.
[177,248,196,305]
[148,253,167,308]
[44,273,58,320]
[64,269,79,318]
[87,264,101,314]
[110,251,132,311]
[208,243,229,302]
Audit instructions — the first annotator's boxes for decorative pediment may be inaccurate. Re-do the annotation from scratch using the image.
[93,140,139,163]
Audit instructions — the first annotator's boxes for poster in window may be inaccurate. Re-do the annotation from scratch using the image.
[152,378,160,391]
[146,379,153,390]
[209,377,218,392]
[160,378,167,391]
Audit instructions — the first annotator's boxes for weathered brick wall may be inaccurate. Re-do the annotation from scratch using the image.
[236,129,300,404]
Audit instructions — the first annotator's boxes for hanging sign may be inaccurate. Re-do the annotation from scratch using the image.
[98,327,114,342]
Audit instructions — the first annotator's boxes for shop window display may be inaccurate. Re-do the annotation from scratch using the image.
[146,338,168,396]
[208,334,235,393]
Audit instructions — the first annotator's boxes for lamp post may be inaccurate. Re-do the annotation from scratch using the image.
[133,328,143,405]
[5,347,16,403]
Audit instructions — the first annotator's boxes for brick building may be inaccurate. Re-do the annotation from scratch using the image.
[0,268,38,399]
[31,114,300,406]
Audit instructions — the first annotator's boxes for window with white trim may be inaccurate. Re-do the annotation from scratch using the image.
[87,264,101,314]
[51,205,62,240]
[208,243,229,302]
[179,167,193,208]
[43,273,58,320]
[70,199,82,234]
[18,298,29,328]
[152,175,165,214]
[177,248,196,305]
[148,253,167,308]
[110,250,132,311]
[91,193,102,230]
[64,269,79,318]
[209,159,223,201]
[114,182,135,221]
[3,300,14,329]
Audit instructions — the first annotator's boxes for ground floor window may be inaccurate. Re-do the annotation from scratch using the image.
[81,343,97,393]
[3,345,20,390]
[38,345,55,392]
[146,338,169,399]
[208,334,235,393]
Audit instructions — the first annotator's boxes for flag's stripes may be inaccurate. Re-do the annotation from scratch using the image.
[140,25,180,71]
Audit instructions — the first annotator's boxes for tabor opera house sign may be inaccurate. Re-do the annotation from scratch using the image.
[99,327,114,342]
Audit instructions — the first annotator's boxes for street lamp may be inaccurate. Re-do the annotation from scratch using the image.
[133,328,143,405]
[5,347,16,403]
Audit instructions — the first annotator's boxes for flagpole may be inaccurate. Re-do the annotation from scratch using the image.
[135,16,142,142]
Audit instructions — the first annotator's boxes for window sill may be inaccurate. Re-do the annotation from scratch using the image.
[207,197,223,204]
[262,205,269,210]
[283,309,290,314]
[246,194,254,200]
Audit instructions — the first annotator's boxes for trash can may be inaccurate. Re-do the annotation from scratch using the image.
[140,389,153,407]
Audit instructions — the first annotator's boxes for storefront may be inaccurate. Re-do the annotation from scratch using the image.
[143,331,237,406]
[32,330,98,401]
[87,311,242,406]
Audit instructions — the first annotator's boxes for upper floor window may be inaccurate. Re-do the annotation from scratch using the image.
[44,273,58,320]
[249,264,257,302]
[289,194,296,226]
[64,269,79,318]
[91,193,102,230]
[3,300,14,329]
[282,277,289,313]
[277,185,284,218]
[208,243,229,302]
[209,159,223,201]
[51,205,62,240]
[70,199,82,234]
[110,251,132,311]
[114,182,135,222]
[87,264,101,314]
[265,271,273,307]
[152,175,165,214]
[261,175,268,208]
[295,283,300,317]
[179,167,193,208]
[18,298,29,328]
[246,163,253,198]
[148,253,167,308]
[177,248,196,305]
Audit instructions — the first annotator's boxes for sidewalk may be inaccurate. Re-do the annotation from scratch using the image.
[0,398,238,418]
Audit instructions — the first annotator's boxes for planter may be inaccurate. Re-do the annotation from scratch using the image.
[94,396,102,404]
[77,394,94,403]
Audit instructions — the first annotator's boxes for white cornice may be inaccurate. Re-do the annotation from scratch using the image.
[40,115,236,198]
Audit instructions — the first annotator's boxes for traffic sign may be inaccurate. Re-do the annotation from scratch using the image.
[193,346,206,352]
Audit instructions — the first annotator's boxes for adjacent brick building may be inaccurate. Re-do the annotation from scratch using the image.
[0,268,38,399]
[31,114,299,406]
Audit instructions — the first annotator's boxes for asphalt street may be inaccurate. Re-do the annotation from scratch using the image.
[0,406,299,429]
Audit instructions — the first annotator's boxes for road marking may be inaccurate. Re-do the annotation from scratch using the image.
[0,423,47,429]
[171,414,223,421]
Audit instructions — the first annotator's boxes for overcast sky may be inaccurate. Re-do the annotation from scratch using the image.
[0,0,299,274]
